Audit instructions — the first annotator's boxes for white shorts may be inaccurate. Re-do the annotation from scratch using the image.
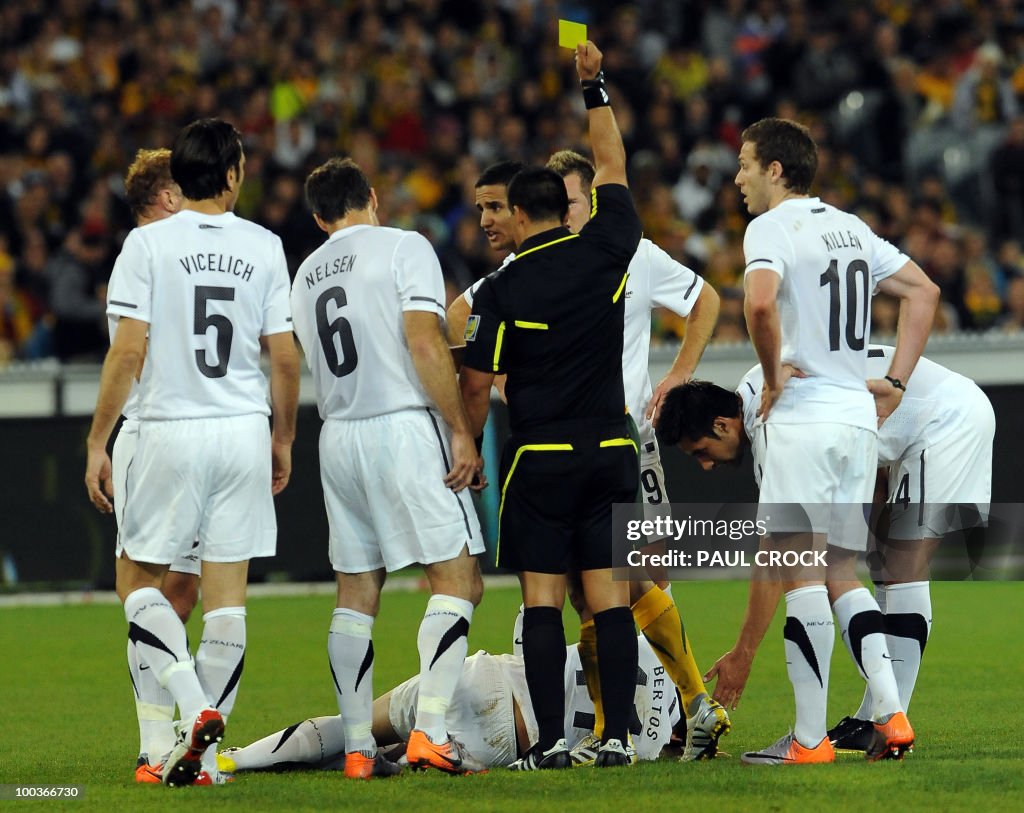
[119,414,276,564]
[112,422,202,575]
[756,422,876,550]
[321,409,484,574]
[388,650,517,767]
[886,390,995,539]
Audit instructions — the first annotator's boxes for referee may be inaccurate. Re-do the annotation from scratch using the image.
[460,41,641,771]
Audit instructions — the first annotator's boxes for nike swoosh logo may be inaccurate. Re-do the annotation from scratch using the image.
[139,664,150,671]
[513,638,522,646]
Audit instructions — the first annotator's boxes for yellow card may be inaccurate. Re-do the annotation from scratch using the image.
[558,19,587,50]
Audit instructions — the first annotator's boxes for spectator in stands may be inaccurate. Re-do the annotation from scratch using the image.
[0,0,1022,361]
[952,42,1019,131]
[998,276,1024,333]
[0,249,34,364]
[990,116,1024,242]
[47,225,111,361]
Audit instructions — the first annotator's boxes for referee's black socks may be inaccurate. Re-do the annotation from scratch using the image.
[522,606,567,751]
[594,606,638,745]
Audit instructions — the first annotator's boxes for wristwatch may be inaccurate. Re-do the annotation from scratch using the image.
[883,375,906,392]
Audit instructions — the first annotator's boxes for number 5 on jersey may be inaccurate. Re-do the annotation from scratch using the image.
[194,285,235,378]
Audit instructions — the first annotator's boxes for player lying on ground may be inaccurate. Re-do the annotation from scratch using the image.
[656,344,993,755]
[217,635,681,773]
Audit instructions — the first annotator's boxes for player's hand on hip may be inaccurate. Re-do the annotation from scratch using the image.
[85,447,114,513]
[867,377,904,427]
[705,648,752,711]
[446,429,478,493]
[757,381,783,420]
[780,363,806,383]
[575,41,603,81]
[271,440,292,495]
[647,369,692,426]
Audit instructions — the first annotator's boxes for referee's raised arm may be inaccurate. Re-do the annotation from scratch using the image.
[576,41,627,188]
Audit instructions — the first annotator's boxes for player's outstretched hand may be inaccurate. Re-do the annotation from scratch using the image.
[271,440,292,495]
[85,446,114,513]
[446,429,479,493]
[867,377,904,427]
[647,369,692,426]
[705,648,753,711]
[575,41,603,81]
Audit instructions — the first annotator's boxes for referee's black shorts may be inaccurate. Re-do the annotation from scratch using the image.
[495,417,640,574]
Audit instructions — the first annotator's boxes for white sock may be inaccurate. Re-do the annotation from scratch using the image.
[853,584,888,719]
[882,581,932,712]
[833,587,901,721]
[784,585,833,748]
[127,639,176,762]
[415,594,473,743]
[512,603,524,656]
[196,607,247,716]
[328,608,376,754]
[228,717,347,770]
[661,583,674,600]
[124,587,207,718]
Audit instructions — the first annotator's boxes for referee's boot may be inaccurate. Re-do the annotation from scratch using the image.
[507,738,571,771]
[594,737,636,768]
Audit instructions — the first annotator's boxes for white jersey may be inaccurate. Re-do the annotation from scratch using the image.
[622,238,703,443]
[742,197,907,430]
[498,637,680,760]
[464,240,704,443]
[107,313,141,427]
[865,345,981,464]
[737,346,979,480]
[291,225,447,421]
[107,210,292,420]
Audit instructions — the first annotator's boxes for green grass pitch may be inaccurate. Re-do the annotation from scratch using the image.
[1,581,1021,812]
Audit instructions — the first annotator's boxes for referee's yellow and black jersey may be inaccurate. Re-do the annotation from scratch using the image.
[462,183,642,432]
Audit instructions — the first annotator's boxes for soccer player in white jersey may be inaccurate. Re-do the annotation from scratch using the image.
[110,148,205,783]
[447,153,729,763]
[693,117,939,765]
[830,345,995,750]
[290,157,487,780]
[217,634,681,773]
[85,119,300,787]
[655,345,994,753]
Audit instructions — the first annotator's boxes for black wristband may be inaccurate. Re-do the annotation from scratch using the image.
[884,375,906,392]
[474,434,484,454]
[581,70,610,109]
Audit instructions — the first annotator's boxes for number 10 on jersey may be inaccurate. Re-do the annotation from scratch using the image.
[819,258,870,352]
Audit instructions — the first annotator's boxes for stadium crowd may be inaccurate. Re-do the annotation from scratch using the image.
[3,0,1024,365]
